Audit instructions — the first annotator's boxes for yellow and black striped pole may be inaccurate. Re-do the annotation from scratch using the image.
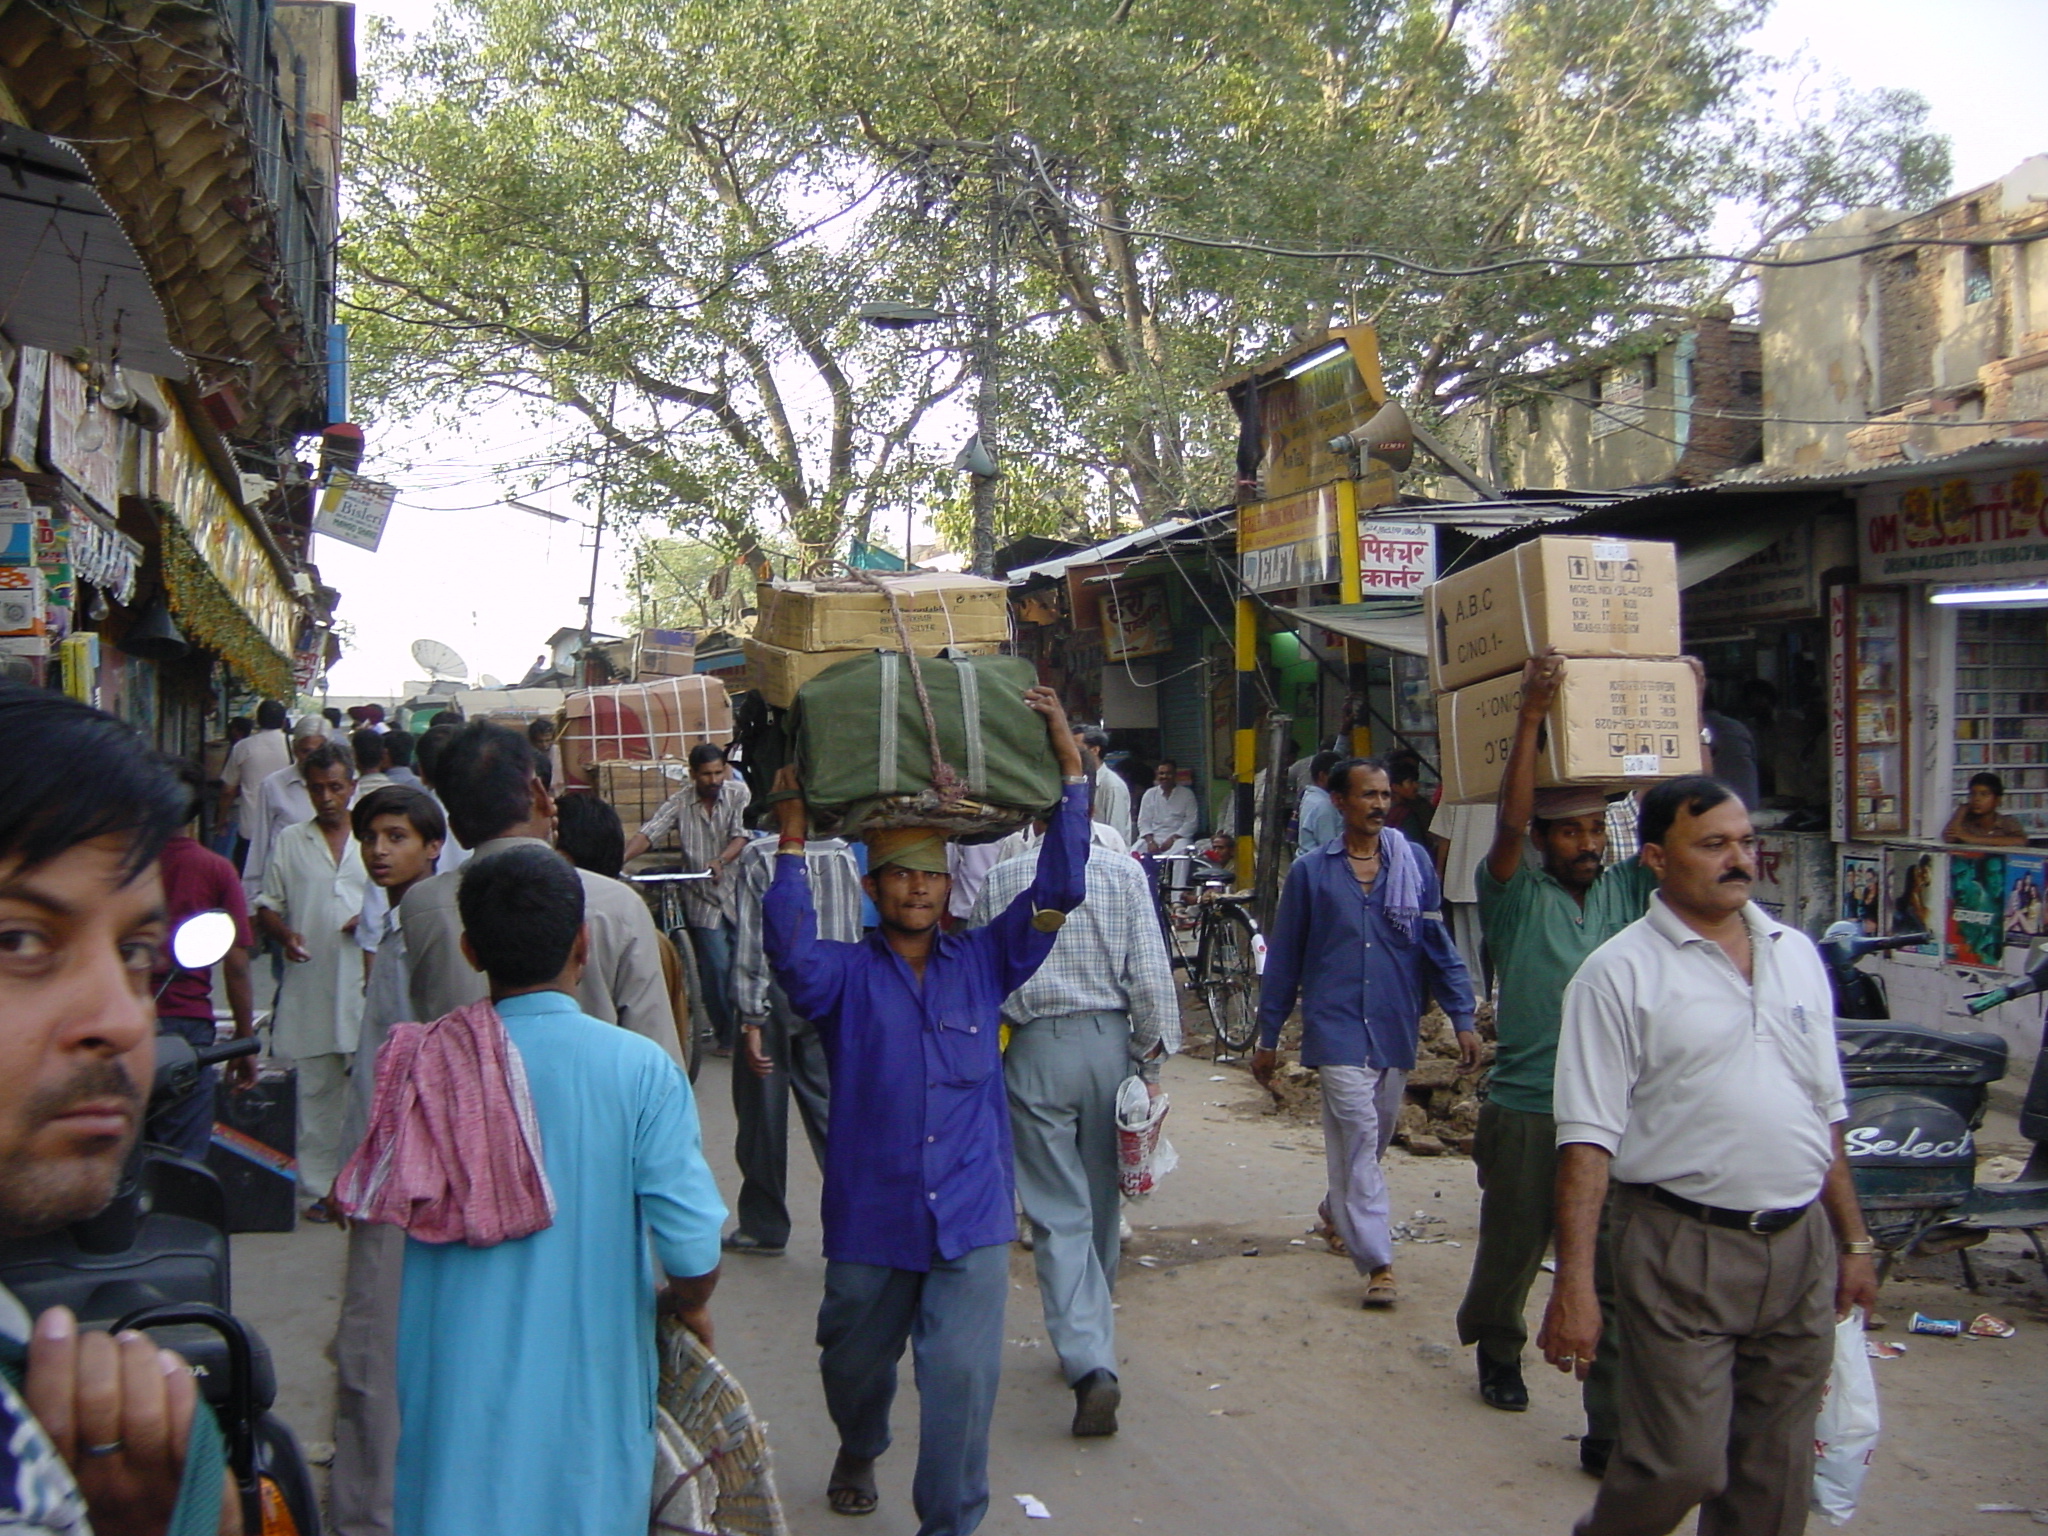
[1232,586,1259,889]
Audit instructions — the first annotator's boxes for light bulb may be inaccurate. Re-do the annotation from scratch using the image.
[100,367,135,412]
[74,409,107,455]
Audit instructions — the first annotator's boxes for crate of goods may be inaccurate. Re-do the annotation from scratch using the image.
[588,760,690,843]
[744,635,1003,710]
[1426,535,1680,693]
[755,573,1010,653]
[1437,657,1703,804]
[634,628,696,679]
[559,675,734,789]
[788,650,1060,839]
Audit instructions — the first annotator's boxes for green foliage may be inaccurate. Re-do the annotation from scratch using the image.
[345,0,1949,546]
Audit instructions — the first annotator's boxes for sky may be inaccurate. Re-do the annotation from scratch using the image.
[316,0,2048,698]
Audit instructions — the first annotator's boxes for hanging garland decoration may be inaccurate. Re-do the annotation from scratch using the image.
[156,499,294,698]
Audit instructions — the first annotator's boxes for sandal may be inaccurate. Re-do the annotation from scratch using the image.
[1362,1270,1399,1308]
[827,1451,878,1517]
[1313,1202,1350,1259]
[304,1199,343,1226]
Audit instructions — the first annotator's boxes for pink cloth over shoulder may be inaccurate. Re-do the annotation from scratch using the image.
[333,998,556,1247]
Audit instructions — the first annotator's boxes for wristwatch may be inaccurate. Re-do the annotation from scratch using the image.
[1841,1239,1877,1256]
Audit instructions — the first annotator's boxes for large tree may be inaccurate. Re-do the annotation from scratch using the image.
[345,0,1947,552]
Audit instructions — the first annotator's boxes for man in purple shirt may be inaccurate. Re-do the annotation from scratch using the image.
[765,688,1087,1536]
[1252,756,1478,1309]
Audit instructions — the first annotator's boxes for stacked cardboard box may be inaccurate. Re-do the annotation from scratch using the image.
[589,760,690,843]
[557,675,734,790]
[1429,535,1700,803]
[745,574,1011,709]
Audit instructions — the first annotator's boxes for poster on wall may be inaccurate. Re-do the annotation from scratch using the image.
[1947,850,2008,969]
[1100,578,1173,662]
[1882,846,1945,960]
[1839,850,1882,934]
[2004,852,2046,967]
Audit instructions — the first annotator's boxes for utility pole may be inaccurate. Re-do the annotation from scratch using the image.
[966,145,1004,578]
[580,382,617,681]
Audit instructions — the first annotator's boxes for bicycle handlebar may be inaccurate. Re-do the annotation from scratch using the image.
[627,871,713,883]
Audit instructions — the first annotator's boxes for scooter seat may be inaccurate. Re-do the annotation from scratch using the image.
[1837,1020,2010,1087]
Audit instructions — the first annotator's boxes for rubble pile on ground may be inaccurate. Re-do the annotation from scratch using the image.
[1257,1002,1496,1157]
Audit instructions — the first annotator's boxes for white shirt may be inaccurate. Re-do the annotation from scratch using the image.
[1092,763,1132,843]
[244,761,313,900]
[1136,784,1200,853]
[221,728,290,839]
[253,818,369,1060]
[1555,893,1845,1211]
[990,818,1130,862]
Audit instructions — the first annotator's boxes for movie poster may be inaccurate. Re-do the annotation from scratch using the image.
[1839,851,1882,934]
[1947,850,2009,970]
[2004,852,2047,967]
[1882,846,1945,960]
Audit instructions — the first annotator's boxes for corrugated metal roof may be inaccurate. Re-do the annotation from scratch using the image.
[1006,508,1233,585]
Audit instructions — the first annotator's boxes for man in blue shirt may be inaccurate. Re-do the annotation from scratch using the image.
[765,687,1089,1536]
[1252,756,1477,1309]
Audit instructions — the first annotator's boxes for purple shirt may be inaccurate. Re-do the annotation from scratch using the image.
[764,785,1089,1269]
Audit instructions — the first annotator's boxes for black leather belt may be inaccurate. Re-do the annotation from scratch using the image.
[1650,1185,1812,1236]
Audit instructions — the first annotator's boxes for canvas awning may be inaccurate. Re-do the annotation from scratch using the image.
[0,125,185,378]
[1278,602,1430,657]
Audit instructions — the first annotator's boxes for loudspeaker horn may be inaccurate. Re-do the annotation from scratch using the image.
[1357,400,1414,473]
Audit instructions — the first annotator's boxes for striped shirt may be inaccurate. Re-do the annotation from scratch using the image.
[731,833,862,1023]
[970,842,1181,1073]
[638,776,751,926]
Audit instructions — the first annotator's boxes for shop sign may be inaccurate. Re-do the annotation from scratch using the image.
[46,361,120,516]
[6,348,46,473]
[1858,466,2048,584]
[156,415,298,657]
[1100,577,1172,662]
[66,503,141,606]
[1686,523,1820,624]
[1240,486,1338,592]
[1355,520,1434,594]
[313,471,398,552]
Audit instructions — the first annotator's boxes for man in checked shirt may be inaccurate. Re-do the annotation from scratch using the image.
[972,813,1178,1438]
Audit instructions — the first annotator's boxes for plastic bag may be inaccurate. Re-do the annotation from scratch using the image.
[1811,1307,1880,1526]
[1114,1076,1176,1197]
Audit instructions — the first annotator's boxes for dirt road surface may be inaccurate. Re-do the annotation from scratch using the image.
[238,1050,2048,1534]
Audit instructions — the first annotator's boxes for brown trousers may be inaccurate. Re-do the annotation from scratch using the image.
[329,1221,404,1536]
[1576,1183,1835,1536]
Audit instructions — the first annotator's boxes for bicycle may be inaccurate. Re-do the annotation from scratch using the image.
[1149,850,1264,1057]
[626,868,715,1083]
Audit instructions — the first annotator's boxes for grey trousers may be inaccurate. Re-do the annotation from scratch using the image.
[817,1243,1009,1536]
[1318,1064,1407,1273]
[731,979,830,1248]
[1005,1010,1128,1385]
[1577,1184,1836,1536]
[329,1221,404,1536]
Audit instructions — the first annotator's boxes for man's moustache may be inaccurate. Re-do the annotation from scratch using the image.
[25,1060,142,1131]
[1719,869,1755,883]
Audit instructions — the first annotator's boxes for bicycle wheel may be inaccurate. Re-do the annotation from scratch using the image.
[669,927,710,1084]
[1197,905,1261,1055]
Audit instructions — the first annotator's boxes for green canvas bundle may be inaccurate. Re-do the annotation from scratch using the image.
[788,649,1061,839]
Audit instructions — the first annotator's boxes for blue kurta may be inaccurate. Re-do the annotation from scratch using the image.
[394,991,726,1536]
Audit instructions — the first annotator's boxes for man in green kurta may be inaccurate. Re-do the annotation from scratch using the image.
[1454,652,1655,1474]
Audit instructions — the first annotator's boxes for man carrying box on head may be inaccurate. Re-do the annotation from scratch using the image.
[764,686,1089,1536]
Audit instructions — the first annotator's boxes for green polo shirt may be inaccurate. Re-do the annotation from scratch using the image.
[1477,855,1658,1115]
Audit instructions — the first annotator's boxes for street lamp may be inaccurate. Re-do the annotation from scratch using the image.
[857,297,1001,578]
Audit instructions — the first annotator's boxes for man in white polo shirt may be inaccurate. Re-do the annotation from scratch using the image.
[1538,775,1878,1536]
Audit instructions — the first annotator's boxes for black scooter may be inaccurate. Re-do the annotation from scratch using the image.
[1824,921,2048,1283]
[0,912,322,1535]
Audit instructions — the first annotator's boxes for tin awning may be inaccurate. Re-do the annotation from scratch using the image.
[1277,601,1430,657]
[0,124,185,378]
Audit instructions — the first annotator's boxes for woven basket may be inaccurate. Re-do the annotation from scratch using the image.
[652,1319,789,1536]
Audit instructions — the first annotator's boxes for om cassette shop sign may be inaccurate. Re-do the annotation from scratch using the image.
[1858,467,2047,584]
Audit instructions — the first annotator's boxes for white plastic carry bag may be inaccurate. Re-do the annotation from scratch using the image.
[1114,1076,1176,1197]
[1811,1307,1880,1526]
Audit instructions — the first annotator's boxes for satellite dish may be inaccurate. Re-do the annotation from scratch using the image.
[411,638,467,681]
[478,672,503,689]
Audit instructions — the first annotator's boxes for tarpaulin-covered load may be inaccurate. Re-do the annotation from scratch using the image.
[559,676,733,789]
[788,650,1059,840]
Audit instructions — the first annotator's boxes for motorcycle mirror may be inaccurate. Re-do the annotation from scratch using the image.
[170,909,238,972]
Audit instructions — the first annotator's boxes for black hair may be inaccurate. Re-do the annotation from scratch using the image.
[384,729,415,768]
[1326,756,1390,799]
[527,718,557,746]
[226,716,252,743]
[351,727,387,775]
[1156,758,1178,774]
[301,741,354,779]
[415,722,460,788]
[0,681,186,882]
[457,844,585,988]
[1309,750,1341,782]
[436,723,539,848]
[322,707,344,729]
[167,756,207,825]
[1079,728,1111,753]
[1638,775,1736,848]
[255,699,288,731]
[1386,752,1421,786]
[554,792,625,880]
[351,784,448,845]
[687,742,728,770]
[1969,771,2005,797]
[429,709,464,728]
